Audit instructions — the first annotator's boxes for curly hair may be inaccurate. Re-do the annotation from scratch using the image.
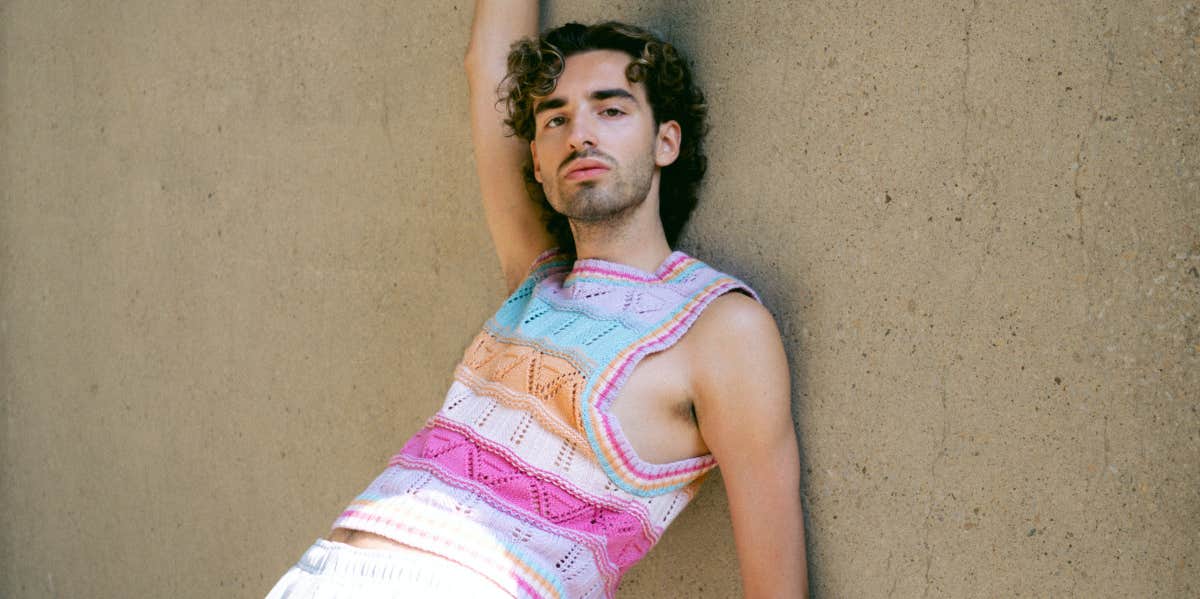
[499,21,709,255]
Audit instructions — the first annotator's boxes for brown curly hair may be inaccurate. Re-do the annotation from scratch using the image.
[499,21,709,255]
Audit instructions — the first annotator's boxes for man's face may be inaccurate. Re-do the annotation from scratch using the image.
[530,49,680,223]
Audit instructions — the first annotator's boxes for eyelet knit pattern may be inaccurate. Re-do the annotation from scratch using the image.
[332,246,762,599]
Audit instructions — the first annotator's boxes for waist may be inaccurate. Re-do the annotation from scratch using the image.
[327,527,432,554]
[331,465,622,599]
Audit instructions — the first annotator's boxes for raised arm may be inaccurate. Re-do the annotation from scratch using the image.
[465,0,557,294]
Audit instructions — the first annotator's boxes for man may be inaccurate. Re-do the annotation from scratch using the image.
[266,2,806,597]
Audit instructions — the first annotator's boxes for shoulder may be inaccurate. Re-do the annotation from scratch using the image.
[686,289,787,395]
[691,289,778,348]
[686,288,793,464]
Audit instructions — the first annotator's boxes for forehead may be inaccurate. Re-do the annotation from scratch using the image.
[546,49,646,101]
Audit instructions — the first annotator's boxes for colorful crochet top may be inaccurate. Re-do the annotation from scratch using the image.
[332,246,762,599]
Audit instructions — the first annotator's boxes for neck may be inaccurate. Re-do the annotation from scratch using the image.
[568,186,672,273]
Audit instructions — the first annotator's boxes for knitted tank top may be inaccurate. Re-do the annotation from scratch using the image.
[332,246,762,599]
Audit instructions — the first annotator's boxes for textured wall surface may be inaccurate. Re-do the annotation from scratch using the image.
[2,1,1197,597]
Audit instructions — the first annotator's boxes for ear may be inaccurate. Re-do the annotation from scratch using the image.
[530,140,543,183]
[654,120,682,168]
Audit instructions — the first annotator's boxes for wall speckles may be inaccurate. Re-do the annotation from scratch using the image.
[1,1,1196,598]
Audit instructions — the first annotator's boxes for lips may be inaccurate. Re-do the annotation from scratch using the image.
[563,158,610,181]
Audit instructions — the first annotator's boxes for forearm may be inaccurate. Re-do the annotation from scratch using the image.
[464,0,538,83]
[738,505,808,598]
[464,0,537,180]
[730,467,809,599]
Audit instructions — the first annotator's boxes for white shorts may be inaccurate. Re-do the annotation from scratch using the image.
[265,538,517,598]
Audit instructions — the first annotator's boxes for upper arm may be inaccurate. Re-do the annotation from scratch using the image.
[690,292,809,598]
[464,0,556,294]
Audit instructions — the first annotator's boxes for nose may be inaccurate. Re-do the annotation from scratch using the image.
[565,111,597,150]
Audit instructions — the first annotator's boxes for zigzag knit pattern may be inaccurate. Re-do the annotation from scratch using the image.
[332,246,762,599]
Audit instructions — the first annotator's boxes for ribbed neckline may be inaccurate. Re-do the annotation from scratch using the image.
[562,249,691,287]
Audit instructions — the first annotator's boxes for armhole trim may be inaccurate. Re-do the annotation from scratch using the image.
[580,275,754,497]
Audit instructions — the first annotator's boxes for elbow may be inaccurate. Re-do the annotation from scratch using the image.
[463,37,484,73]
[463,42,497,77]
[462,51,495,87]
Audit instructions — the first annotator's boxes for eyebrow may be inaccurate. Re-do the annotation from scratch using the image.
[533,88,639,116]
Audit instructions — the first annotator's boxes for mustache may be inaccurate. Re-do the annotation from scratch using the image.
[559,149,614,173]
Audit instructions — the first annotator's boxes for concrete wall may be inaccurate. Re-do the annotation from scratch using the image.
[2,1,1196,597]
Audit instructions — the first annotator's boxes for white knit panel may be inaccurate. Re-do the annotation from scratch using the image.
[439,376,698,534]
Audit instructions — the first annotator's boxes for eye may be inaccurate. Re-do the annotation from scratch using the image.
[601,107,625,117]
[545,116,565,129]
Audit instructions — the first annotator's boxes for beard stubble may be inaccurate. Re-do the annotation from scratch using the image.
[546,144,656,225]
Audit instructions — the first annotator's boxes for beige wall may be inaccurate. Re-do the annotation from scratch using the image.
[2,1,1197,597]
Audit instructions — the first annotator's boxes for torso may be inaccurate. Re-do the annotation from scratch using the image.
[332,286,739,552]
[332,338,707,547]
